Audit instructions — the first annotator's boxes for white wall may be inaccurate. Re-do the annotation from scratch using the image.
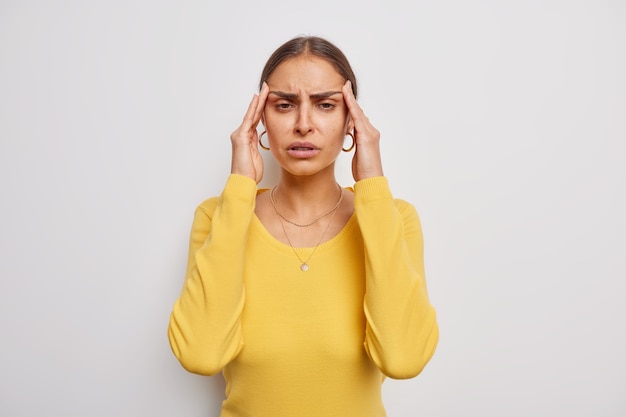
[1,1,624,416]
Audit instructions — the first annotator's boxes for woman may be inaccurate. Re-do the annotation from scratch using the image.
[168,36,439,416]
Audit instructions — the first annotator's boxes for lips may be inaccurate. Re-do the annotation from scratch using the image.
[286,141,320,158]
[288,141,319,151]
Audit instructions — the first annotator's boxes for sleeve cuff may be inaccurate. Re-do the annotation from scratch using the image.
[223,174,258,202]
[354,176,392,204]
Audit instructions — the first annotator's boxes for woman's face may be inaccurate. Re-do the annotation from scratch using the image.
[263,55,353,177]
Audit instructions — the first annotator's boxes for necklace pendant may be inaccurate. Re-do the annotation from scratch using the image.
[300,263,309,272]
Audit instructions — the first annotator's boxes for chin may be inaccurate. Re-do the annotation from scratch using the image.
[280,160,336,178]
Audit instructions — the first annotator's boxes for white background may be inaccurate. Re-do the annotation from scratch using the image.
[1,0,625,416]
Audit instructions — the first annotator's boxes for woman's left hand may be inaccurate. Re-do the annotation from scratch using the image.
[342,80,384,182]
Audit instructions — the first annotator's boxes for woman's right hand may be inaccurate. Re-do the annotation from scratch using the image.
[230,82,270,183]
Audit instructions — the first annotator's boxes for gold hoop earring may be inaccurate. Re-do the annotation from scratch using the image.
[259,130,270,150]
[342,132,355,152]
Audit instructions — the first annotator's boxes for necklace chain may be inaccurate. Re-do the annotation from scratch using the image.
[269,183,344,227]
[270,186,343,272]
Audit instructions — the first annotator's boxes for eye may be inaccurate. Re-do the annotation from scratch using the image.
[276,102,294,111]
[319,102,335,111]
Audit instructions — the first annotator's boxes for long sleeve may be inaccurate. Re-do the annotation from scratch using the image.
[168,174,257,375]
[354,176,439,379]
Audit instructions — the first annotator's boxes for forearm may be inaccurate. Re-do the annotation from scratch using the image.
[355,176,439,379]
[168,174,257,375]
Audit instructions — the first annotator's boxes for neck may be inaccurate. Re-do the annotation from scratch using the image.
[272,170,342,219]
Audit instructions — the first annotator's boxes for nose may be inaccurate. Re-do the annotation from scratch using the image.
[295,105,312,135]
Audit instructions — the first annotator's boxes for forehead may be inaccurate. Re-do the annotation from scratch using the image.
[266,55,344,91]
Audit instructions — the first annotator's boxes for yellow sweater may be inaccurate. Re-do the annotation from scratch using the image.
[168,174,439,417]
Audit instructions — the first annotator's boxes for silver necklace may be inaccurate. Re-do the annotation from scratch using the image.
[271,189,342,272]
[269,183,344,227]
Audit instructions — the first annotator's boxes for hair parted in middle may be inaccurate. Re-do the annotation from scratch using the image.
[259,36,358,99]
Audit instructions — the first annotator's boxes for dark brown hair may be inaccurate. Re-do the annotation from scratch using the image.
[259,36,358,98]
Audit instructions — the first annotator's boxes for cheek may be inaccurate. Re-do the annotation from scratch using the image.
[329,114,350,136]
[262,117,280,141]
[265,113,293,133]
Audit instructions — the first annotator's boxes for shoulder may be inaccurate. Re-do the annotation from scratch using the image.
[194,174,261,218]
[394,197,422,226]
[195,196,220,219]
[393,198,419,216]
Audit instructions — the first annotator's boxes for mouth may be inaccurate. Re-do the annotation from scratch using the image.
[288,142,319,151]
[286,142,320,158]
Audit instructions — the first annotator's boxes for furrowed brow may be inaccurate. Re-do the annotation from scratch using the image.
[310,91,342,100]
[268,91,298,100]
[268,91,342,100]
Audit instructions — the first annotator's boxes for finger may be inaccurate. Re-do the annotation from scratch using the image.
[342,80,362,114]
[253,82,270,124]
[344,83,378,141]
[342,80,369,126]
[342,80,356,111]
[241,93,260,130]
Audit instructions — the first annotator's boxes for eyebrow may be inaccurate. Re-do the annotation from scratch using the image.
[268,90,342,100]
